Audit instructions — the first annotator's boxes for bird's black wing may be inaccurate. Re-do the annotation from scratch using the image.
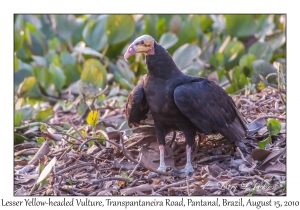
[125,78,149,127]
[174,78,247,142]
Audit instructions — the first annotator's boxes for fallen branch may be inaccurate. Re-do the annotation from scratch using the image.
[155,179,194,194]
[120,133,171,176]
[128,154,143,179]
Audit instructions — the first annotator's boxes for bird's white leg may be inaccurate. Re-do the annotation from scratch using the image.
[179,145,194,176]
[157,145,167,172]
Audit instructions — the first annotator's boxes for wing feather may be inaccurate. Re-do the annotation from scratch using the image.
[125,79,149,127]
[174,79,247,141]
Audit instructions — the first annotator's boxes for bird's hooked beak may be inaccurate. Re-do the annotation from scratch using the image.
[124,35,155,61]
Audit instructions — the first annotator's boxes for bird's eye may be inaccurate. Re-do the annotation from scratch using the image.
[140,40,144,45]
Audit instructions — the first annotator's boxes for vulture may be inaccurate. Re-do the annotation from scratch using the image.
[124,35,258,176]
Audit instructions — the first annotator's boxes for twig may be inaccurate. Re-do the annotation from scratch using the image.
[79,137,122,151]
[55,163,91,175]
[186,176,190,196]
[126,135,153,149]
[68,119,85,140]
[236,147,251,165]
[90,177,130,185]
[276,64,286,106]
[128,153,143,179]
[77,85,109,123]
[58,147,71,161]
[155,179,194,193]
[120,133,171,176]
[61,133,83,143]
[169,131,176,148]
[14,122,64,131]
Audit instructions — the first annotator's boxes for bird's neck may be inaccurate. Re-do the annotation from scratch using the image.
[146,42,181,78]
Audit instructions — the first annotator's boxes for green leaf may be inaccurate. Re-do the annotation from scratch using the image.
[14,28,24,52]
[40,124,47,132]
[73,43,103,58]
[87,110,99,127]
[14,56,19,71]
[24,22,47,56]
[232,66,247,90]
[49,64,66,91]
[54,15,77,40]
[198,15,213,32]
[32,55,47,67]
[35,108,53,122]
[62,64,81,87]
[18,105,34,121]
[60,51,76,66]
[223,41,245,70]
[267,119,281,135]
[14,133,28,144]
[157,18,166,39]
[173,44,201,70]
[239,53,256,77]
[14,68,34,86]
[81,59,107,89]
[158,32,178,50]
[36,137,46,147]
[168,18,197,54]
[73,17,86,45]
[106,15,135,45]
[33,67,52,89]
[144,15,159,40]
[67,179,73,185]
[225,15,257,38]
[14,110,23,127]
[258,136,271,150]
[17,76,36,97]
[252,60,277,84]
[265,32,285,51]
[210,53,224,68]
[249,42,273,62]
[83,15,108,51]
[116,59,135,84]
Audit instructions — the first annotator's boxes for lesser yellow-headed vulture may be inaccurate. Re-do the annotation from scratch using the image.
[124,35,254,176]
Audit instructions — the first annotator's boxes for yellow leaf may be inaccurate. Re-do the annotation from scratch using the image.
[87,110,99,127]
[257,81,266,91]
[81,130,87,137]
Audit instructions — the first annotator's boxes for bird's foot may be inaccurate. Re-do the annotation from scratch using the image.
[157,165,167,172]
[174,164,194,177]
[148,165,171,179]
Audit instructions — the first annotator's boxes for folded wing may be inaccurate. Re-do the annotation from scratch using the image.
[174,79,247,142]
[125,78,149,127]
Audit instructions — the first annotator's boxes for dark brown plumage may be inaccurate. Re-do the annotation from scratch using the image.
[124,35,248,176]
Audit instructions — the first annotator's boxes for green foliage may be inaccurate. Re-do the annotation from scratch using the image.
[35,108,54,122]
[258,119,281,149]
[267,119,281,135]
[14,14,286,128]
[81,59,107,90]
[14,110,23,127]
[226,15,257,38]
[106,15,135,45]
[223,41,245,70]
[249,42,273,62]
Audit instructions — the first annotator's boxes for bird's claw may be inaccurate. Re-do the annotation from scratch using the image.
[148,172,158,179]
[173,165,194,177]
[157,166,167,172]
[148,165,172,179]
